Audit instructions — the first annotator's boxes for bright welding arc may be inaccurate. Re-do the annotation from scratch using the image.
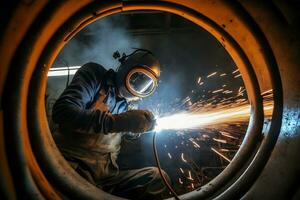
[154,103,273,131]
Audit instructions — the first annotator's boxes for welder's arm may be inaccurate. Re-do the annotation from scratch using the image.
[106,110,156,134]
[52,63,111,134]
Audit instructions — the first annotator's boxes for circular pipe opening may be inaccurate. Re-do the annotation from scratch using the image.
[3,1,282,199]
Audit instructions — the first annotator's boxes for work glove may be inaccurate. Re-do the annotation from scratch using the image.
[107,110,155,133]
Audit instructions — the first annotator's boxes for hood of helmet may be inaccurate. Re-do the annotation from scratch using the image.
[115,50,160,100]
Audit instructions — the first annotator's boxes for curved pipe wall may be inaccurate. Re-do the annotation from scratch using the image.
[0,1,299,199]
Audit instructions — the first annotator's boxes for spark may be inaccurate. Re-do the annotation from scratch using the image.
[238,86,242,93]
[168,153,172,159]
[197,77,202,84]
[237,88,246,96]
[220,73,226,77]
[234,74,242,78]
[211,147,231,162]
[182,96,191,105]
[155,104,252,131]
[232,69,239,74]
[263,93,273,98]
[181,153,187,163]
[213,138,227,144]
[220,148,230,152]
[236,98,246,102]
[179,178,183,184]
[261,89,273,96]
[191,183,195,189]
[212,88,223,94]
[223,90,233,94]
[187,170,194,180]
[220,131,239,140]
[189,138,200,148]
[179,168,184,174]
[207,72,217,78]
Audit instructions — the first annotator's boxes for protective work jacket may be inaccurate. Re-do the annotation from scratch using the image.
[52,62,128,182]
[52,63,169,200]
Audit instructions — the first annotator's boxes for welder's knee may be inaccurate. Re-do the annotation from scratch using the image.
[147,167,171,184]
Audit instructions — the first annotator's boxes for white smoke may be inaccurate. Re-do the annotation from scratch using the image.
[54,14,141,69]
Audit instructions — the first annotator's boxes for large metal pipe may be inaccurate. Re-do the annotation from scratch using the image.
[0,0,298,199]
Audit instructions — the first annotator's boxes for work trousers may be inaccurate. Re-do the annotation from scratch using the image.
[75,164,170,200]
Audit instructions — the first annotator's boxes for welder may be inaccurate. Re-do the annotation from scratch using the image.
[52,49,169,200]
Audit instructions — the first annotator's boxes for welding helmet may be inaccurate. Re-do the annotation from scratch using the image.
[115,49,160,100]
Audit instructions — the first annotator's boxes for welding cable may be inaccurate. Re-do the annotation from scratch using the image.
[153,132,180,200]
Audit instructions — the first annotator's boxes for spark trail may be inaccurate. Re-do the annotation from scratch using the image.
[155,102,273,131]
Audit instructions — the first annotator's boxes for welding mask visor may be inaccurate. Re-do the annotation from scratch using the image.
[115,49,160,100]
[126,67,157,98]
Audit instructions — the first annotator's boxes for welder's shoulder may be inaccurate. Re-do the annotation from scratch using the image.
[79,62,107,76]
